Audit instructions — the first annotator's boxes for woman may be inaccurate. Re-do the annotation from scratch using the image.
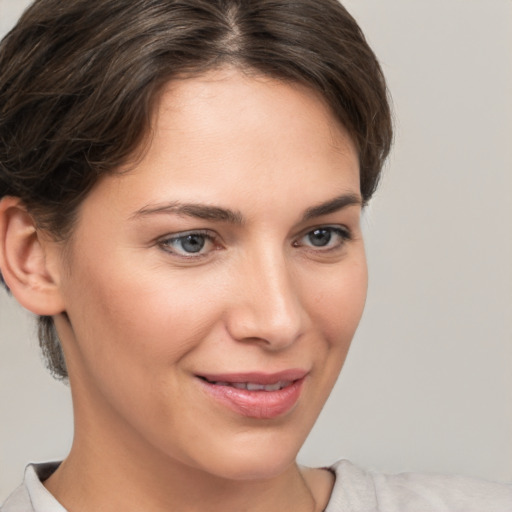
[0,1,510,511]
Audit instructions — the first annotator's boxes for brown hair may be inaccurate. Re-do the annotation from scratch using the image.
[0,0,392,379]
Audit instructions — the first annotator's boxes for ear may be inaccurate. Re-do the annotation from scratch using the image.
[0,196,65,315]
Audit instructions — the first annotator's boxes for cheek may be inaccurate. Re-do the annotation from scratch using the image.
[307,255,368,348]
[60,261,227,439]
[79,274,220,360]
[60,250,226,389]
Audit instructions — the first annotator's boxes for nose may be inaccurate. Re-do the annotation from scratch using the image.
[224,249,306,350]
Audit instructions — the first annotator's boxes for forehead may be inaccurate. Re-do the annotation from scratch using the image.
[153,68,356,158]
[84,68,360,222]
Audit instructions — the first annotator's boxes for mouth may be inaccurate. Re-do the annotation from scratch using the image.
[196,370,307,420]
[199,377,293,392]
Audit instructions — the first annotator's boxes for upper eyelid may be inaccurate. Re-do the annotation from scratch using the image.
[158,230,217,247]
[157,232,219,260]
[157,225,351,242]
[159,229,217,242]
[296,224,351,239]
[292,225,352,250]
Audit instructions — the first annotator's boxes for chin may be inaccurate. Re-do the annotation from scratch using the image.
[179,428,307,482]
[205,450,298,482]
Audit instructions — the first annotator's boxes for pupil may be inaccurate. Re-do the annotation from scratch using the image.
[181,234,205,253]
[309,229,331,247]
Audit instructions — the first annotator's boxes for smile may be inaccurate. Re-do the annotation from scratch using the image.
[202,379,292,392]
[197,370,307,419]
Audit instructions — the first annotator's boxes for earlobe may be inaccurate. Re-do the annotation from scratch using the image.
[0,196,65,315]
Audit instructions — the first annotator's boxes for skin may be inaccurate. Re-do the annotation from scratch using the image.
[2,68,367,512]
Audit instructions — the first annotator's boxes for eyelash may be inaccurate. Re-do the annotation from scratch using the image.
[293,226,352,251]
[158,226,352,259]
[158,230,218,259]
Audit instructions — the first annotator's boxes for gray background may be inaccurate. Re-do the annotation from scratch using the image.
[1,0,511,502]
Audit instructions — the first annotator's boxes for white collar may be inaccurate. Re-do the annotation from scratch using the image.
[25,462,67,512]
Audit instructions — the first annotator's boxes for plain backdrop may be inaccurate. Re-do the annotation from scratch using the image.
[1,0,511,503]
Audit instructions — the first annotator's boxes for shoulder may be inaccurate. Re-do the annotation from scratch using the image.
[1,463,63,512]
[325,459,512,512]
[1,484,32,512]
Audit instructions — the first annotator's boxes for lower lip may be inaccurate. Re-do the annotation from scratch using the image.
[198,378,305,419]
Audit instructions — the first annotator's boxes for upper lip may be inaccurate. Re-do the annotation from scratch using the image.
[197,369,308,385]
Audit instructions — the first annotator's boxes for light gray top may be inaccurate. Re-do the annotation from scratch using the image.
[2,460,512,511]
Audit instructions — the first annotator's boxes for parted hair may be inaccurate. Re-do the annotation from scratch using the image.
[0,0,392,379]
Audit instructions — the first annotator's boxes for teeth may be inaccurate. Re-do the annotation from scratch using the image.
[211,380,292,391]
[264,381,286,391]
[246,383,266,391]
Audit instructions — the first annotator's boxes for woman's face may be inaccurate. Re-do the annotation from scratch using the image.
[54,68,367,480]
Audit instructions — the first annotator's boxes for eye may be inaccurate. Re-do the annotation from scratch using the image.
[159,230,217,257]
[295,226,351,250]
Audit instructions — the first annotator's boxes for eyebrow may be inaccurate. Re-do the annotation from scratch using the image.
[301,193,362,221]
[132,193,361,224]
[132,201,244,224]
